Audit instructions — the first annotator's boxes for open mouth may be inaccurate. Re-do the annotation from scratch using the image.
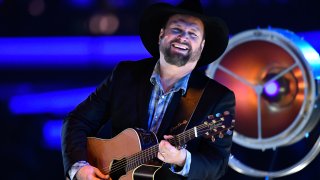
[172,42,189,51]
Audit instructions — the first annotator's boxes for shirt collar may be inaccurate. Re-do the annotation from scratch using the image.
[150,61,190,95]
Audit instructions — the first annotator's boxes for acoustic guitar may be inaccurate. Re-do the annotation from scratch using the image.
[87,111,235,180]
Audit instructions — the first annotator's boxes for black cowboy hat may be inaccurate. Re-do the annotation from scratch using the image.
[139,0,229,67]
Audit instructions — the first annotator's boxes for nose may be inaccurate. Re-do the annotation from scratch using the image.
[177,32,188,42]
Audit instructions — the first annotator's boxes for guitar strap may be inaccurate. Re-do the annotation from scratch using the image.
[169,79,228,136]
[168,81,207,135]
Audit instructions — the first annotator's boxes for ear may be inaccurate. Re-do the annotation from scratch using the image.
[201,40,205,51]
[159,28,164,43]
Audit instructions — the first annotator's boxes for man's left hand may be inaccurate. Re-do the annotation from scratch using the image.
[157,135,187,167]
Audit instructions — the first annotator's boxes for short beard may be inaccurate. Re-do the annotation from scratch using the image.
[160,41,202,67]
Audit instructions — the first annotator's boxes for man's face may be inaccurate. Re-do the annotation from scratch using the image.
[159,14,205,67]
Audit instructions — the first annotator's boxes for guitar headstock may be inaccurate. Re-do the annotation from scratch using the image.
[202,111,235,142]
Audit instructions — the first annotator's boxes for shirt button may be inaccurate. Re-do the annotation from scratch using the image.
[161,95,165,99]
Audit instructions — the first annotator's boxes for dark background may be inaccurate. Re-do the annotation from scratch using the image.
[0,0,319,179]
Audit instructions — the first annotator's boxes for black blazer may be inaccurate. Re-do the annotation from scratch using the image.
[61,57,236,180]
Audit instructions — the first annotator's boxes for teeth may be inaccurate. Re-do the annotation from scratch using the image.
[172,43,188,50]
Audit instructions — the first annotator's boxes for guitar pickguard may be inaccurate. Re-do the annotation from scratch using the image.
[109,158,127,180]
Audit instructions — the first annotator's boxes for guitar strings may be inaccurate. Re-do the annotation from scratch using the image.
[102,127,214,175]
[101,122,224,175]
[101,126,198,174]
[100,126,197,174]
[102,119,227,175]
[102,122,224,175]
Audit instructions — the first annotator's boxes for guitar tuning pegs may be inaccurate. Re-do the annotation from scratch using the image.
[211,136,216,142]
[226,129,233,135]
[219,132,224,138]
[207,115,214,120]
[179,144,187,149]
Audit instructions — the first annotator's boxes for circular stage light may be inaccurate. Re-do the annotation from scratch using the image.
[206,28,320,177]
[263,81,279,97]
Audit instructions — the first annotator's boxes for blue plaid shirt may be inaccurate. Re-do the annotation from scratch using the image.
[148,61,190,133]
[148,61,191,177]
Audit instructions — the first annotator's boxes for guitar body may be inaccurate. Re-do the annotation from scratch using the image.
[87,113,234,180]
[87,128,165,180]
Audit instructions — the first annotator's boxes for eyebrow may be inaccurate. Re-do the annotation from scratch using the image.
[169,19,202,32]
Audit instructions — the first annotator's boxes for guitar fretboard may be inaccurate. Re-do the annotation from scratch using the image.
[125,121,224,171]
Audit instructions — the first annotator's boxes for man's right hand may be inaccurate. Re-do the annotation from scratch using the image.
[76,165,109,180]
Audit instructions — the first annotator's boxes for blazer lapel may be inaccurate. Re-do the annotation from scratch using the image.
[186,77,229,130]
[137,58,157,130]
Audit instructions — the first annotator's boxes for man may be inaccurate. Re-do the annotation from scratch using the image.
[61,0,235,179]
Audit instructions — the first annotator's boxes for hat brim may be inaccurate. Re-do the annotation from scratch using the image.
[139,3,229,67]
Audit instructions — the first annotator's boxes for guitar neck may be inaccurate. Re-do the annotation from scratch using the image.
[125,122,219,171]
[168,123,214,146]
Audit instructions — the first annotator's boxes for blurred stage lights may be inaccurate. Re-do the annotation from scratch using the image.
[69,0,93,8]
[263,81,279,96]
[9,87,95,115]
[0,36,149,69]
[108,0,134,8]
[89,14,119,35]
[261,67,297,106]
[28,0,45,16]
[42,120,63,149]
